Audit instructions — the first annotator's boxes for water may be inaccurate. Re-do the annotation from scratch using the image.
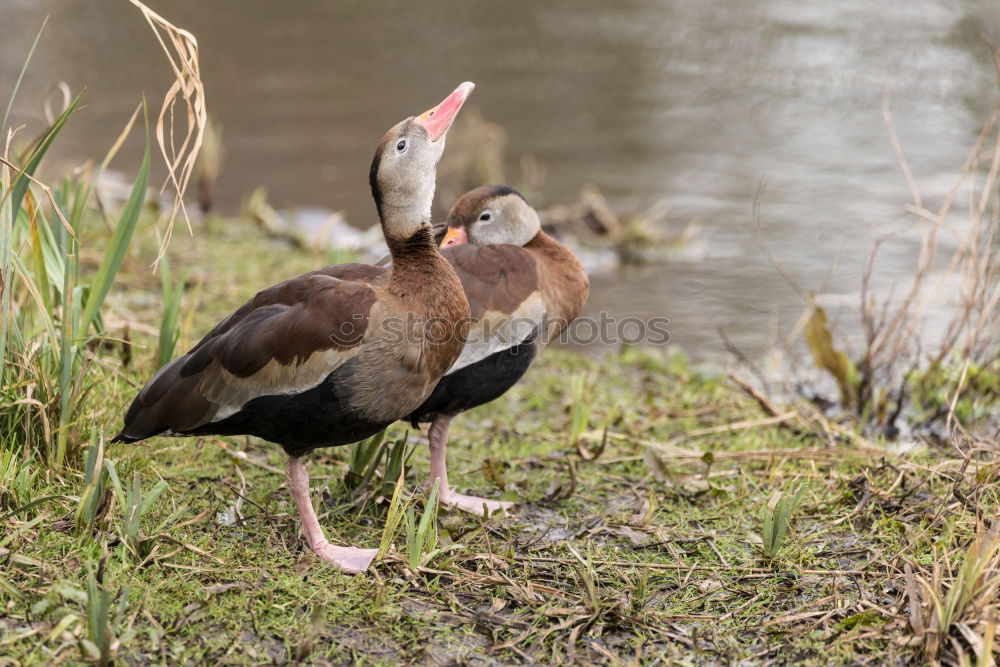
[2,0,998,360]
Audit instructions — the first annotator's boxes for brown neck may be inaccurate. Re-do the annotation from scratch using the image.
[386,226,449,294]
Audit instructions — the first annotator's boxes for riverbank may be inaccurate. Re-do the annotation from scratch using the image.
[2,213,998,665]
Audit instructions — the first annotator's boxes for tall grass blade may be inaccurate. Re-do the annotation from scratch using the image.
[6,93,82,219]
[122,473,168,560]
[74,429,109,533]
[1,17,47,133]
[27,197,53,313]
[79,117,150,335]
[377,469,407,561]
[84,565,128,667]
[1,147,12,377]
[381,437,409,499]
[156,250,185,367]
[84,568,112,666]
[345,429,386,493]
[405,479,441,569]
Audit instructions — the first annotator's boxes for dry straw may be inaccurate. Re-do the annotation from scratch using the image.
[860,34,1000,402]
[127,0,207,267]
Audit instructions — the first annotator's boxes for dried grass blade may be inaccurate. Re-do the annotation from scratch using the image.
[904,563,925,636]
[126,0,207,267]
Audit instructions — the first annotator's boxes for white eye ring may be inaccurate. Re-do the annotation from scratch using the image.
[478,210,493,222]
[396,139,407,152]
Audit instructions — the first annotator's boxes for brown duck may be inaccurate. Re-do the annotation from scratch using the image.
[408,185,589,514]
[113,82,476,574]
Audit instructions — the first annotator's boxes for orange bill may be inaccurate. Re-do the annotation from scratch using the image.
[440,226,468,248]
[415,81,475,142]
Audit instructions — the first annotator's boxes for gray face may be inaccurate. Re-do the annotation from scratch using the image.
[466,194,541,247]
[371,118,447,238]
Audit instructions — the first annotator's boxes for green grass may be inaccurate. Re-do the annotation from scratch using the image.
[1,87,150,467]
[1,212,998,664]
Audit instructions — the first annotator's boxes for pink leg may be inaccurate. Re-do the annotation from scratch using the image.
[428,415,514,517]
[285,457,376,573]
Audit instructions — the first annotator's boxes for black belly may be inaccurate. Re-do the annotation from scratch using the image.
[183,360,390,458]
[408,335,538,426]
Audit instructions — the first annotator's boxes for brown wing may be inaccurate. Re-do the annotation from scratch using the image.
[187,263,387,354]
[115,270,380,441]
[444,244,539,318]
[524,232,589,342]
[442,243,543,372]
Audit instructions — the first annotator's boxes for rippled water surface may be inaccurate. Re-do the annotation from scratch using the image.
[2,0,998,359]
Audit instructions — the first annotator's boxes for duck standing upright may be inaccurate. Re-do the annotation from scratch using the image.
[113,83,476,573]
[408,185,589,514]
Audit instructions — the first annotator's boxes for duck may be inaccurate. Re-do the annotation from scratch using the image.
[408,185,589,514]
[112,82,476,574]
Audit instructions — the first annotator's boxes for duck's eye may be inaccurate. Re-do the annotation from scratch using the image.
[396,139,407,152]
[479,212,492,222]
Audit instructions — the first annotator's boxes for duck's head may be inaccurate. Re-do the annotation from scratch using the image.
[440,185,541,248]
[369,82,474,240]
